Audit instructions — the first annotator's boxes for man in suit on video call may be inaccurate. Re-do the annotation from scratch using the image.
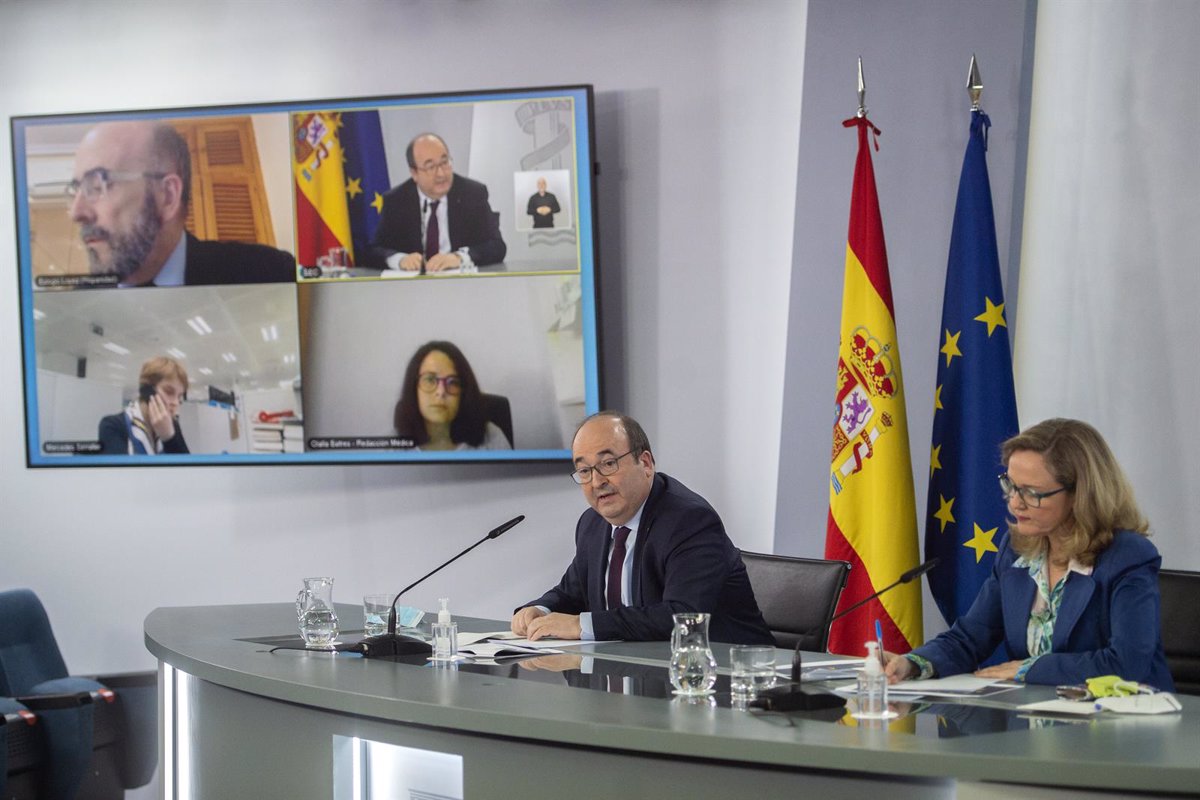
[512,411,773,645]
[366,132,507,272]
[68,120,296,287]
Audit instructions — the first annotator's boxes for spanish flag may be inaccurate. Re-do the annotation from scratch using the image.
[825,116,923,656]
[292,112,354,267]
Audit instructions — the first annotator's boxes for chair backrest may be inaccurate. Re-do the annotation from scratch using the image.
[0,589,69,696]
[1159,569,1200,695]
[741,552,851,652]
[482,393,514,447]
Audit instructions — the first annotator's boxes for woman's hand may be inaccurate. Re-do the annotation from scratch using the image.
[146,394,176,441]
[974,660,1023,681]
[884,651,917,685]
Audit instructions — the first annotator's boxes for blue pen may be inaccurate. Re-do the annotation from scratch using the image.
[874,619,886,667]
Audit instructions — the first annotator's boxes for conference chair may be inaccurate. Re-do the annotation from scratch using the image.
[1159,569,1200,694]
[0,589,156,798]
[740,552,851,651]
[482,393,514,448]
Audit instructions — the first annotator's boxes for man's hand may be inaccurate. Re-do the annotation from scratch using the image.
[525,612,582,641]
[425,252,463,272]
[536,205,552,216]
[884,651,917,685]
[146,394,176,441]
[974,660,1022,681]
[398,252,424,271]
[511,606,546,636]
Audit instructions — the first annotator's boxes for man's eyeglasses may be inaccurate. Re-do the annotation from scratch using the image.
[417,372,462,395]
[414,157,453,175]
[998,473,1070,508]
[66,168,167,202]
[571,451,633,485]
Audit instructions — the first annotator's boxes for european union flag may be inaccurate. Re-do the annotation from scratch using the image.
[339,110,390,264]
[925,110,1019,626]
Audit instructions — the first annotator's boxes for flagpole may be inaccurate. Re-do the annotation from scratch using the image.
[967,54,983,111]
[856,55,868,118]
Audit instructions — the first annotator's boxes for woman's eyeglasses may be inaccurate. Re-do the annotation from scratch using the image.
[417,373,462,395]
[998,473,1069,508]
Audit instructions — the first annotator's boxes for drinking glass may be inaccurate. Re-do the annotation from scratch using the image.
[730,645,777,696]
[362,594,392,637]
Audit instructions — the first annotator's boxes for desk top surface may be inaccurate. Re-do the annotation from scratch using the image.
[145,603,1200,795]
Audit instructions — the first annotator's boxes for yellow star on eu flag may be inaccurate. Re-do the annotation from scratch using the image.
[933,494,955,533]
[963,523,1000,562]
[930,444,943,479]
[371,192,385,214]
[345,177,363,199]
[934,384,944,411]
[941,329,962,367]
[973,297,1007,337]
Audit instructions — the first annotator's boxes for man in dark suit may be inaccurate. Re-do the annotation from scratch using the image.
[68,120,295,287]
[512,412,773,645]
[365,133,506,272]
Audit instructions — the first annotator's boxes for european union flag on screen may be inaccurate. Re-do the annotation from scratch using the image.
[925,110,1019,627]
[340,110,390,264]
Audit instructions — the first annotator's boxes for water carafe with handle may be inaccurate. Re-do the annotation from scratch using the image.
[669,612,718,695]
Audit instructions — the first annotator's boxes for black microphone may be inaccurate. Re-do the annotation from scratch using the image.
[352,515,526,658]
[750,557,940,713]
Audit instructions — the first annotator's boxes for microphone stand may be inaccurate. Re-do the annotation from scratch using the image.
[353,515,525,658]
[750,557,940,712]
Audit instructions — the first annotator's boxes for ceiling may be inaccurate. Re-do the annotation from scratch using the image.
[31,284,301,395]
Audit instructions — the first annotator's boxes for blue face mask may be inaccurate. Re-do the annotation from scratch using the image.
[396,606,425,628]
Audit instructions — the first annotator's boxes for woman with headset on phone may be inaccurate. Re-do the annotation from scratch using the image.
[98,356,190,455]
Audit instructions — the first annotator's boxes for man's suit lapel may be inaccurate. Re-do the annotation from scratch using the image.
[628,474,666,607]
[446,181,464,251]
[589,518,609,612]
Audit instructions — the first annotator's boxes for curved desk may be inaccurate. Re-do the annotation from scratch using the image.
[145,604,1200,799]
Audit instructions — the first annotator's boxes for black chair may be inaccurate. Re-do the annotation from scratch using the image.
[0,589,156,799]
[482,393,514,447]
[1159,569,1200,694]
[740,552,851,651]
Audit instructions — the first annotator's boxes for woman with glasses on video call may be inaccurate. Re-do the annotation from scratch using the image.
[393,340,511,452]
[885,418,1174,690]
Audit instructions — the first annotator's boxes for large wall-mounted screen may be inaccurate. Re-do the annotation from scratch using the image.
[14,85,600,466]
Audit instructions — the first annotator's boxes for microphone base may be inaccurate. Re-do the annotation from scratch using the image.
[356,633,433,658]
[749,685,847,713]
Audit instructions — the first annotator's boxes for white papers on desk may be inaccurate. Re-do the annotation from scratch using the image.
[1019,693,1182,716]
[457,641,562,660]
[833,674,1018,698]
[456,631,516,647]
[501,637,617,649]
[379,268,463,278]
[889,675,1006,695]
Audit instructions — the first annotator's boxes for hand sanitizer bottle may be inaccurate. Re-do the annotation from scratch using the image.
[855,641,888,719]
[432,598,457,661]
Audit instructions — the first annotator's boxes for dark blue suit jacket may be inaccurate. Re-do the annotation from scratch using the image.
[182,233,295,285]
[366,175,506,267]
[912,530,1174,690]
[522,473,773,645]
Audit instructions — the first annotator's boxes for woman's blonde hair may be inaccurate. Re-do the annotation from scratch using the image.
[139,356,189,393]
[1002,418,1148,565]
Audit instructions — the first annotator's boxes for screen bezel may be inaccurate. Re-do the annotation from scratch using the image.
[12,84,602,467]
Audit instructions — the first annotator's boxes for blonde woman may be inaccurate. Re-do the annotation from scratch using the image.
[886,418,1173,690]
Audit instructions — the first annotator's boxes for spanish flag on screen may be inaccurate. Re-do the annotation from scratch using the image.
[825,116,923,657]
[292,111,353,267]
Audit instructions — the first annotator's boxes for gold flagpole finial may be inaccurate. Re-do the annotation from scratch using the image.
[856,56,868,118]
[967,54,983,111]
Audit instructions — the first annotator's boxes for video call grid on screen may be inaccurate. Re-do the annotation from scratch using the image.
[13,85,601,467]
